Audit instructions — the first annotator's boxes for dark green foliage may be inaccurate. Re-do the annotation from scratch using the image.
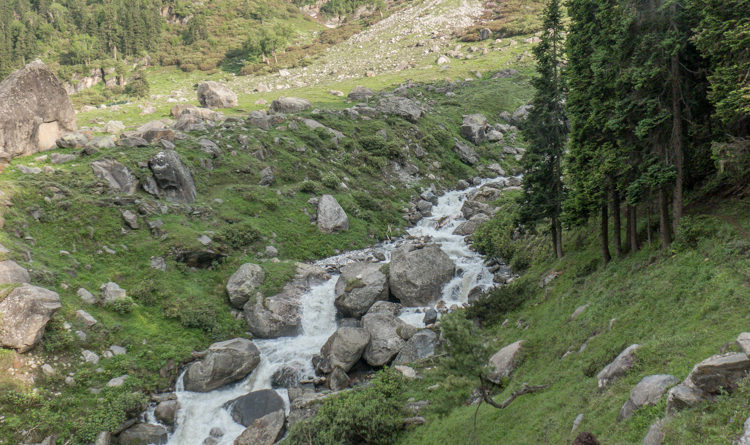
[465,279,531,325]
[124,72,149,98]
[287,369,406,445]
[105,296,134,314]
[215,221,262,250]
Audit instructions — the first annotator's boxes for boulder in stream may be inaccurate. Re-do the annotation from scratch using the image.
[183,338,260,392]
[389,244,455,307]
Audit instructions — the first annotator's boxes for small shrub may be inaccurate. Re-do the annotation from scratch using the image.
[124,73,150,98]
[672,215,710,252]
[466,279,531,325]
[105,297,134,314]
[299,180,322,194]
[215,221,261,249]
[321,173,340,189]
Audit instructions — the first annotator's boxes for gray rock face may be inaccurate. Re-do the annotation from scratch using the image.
[389,244,455,306]
[0,284,61,353]
[666,382,704,413]
[101,281,127,303]
[643,419,665,445]
[737,416,750,445]
[394,329,438,365]
[334,262,389,317]
[90,159,138,195]
[511,104,532,123]
[155,400,180,426]
[423,309,438,325]
[226,263,265,309]
[234,410,285,445]
[737,332,750,355]
[487,340,525,384]
[618,375,678,421]
[247,111,285,130]
[197,138,221,157]
[183,338,261,392]
[0,60,77,161]
[50,153,77,164]
[270,97,311,113]
[317,195,349,233]
[478,28,492,40]
[328,366,349,391]
[461,200,494,219]
[453,214,491,236]
[259,166,274,186]
[348,86,375,101]
[460,114,488,144]
[228,389,285,427]
[147,150,197,203]
[0,260,30,285]
[117,423,168,445]
[688,353,750,394]
[318,326,371,373]
[288,388,326,426]
[454,140,479,165]
[376,95,423,122]
[197,81,238,109]
[57,132,88,148]
[362,309,408,366]
[597,344,641,389]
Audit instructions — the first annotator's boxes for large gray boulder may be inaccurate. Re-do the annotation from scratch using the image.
[247,111,286,130]
[453,214,491,236]
[361,307,408,366]
[666,381,704,414]
[511,104,532,124]
[226,263,265,309]
[90,159,138,195]
[334,262,388,317]
[597,344,640,389]
[183,338,261,392]
[317,195,349,233]
[147,150,197,203]
[154,400,180,426]
[460,114,488,144]
[227,389,285,427]
[197,81,238,108]
[317,326,371,373]
[0,60,76,161]
[618,374,678,421]
[270,97,311,113]
[116,423,168,445]
[454,140,479,165]
[487,340,524,384]
[0,260,30,285]
[376,95,423,122]
[0,284,61,353]
[389,244,455,306]
[394,329,438,365]
[234,410,285,445]
[348,86,375,101]
[687,352,750,395]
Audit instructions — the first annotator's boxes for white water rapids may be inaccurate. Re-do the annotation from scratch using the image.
[153,177,507,445]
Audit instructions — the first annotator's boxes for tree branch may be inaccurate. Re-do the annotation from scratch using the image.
[479,377,549,410]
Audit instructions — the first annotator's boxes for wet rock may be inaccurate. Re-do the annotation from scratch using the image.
[117,423,168,445]
[197,81,238,109]
[318,326,371,373]
[90,159,138,195]
[487,340,525,384]
[271,363,305,388]
[234,410,285,445]
[154,400,180,426]
[328,366,349,391]
[453,214,490,236]
[618,374,678,421]
[226,263,265,309]
[389,244,455,306]
[423,308,438,325]
[227,389,285,427]
[597,344,641,389]
[394,329,438,365]
[334,262,389,318]
[183,338,261,392]
[362,309,407,366]
[317,195,349,233]
[270,97,311,113]
[0,284,60,352]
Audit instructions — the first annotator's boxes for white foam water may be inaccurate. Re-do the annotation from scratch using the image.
[160,177,508,444]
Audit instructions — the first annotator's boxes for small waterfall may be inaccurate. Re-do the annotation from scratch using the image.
[161,177,507,444]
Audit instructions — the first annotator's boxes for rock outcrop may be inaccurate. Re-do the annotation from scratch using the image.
[270,97,311,113]
[334,262,389,317]
[90,159,139,195]
[226,263,265,309]
[317,195,349,233]
[146,151,197,203]
[197,81,238,108]
[116,423,168,445]
[487,340,525,384]
[0,284,61,353]
[183,338,261,392]
[0,60,76,161]
[597,344,640,389]
[0,260,30,285]
[376,95,422,122]
[389,244,455,306]
[618,374,678,421]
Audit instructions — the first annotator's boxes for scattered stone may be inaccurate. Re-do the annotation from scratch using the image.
[460,114,488,144]
[328,366,350,391]
[101,282,127,303]
[423,308,438,325]
[362,308,407,366]
[75,310,97,327]
[453,214,490,236]
[41,363,55,376]
[376,95,423,122]
[436,55,450,65]
[104,120,125,134]
[150,256,166,271]
[49,153,77,164]
[643,419,665,445]
[570,303,590,321]
[618,375,678,421]
[487,340,525,384]
[197,81,238,109]
[90,159,138,195]
[77,287,97,304]
[666,381,704,413]
[687,353,750,394]
[453,140,479,165]
[121,210,139,229]
[259,166,274,186]
[348,86,375,101]
[57,132,88,149]
[154,400,180,426]
[478,28,492,40]
[226,263,265,309]
[0,284,60,352]
[270,97,311,113]
[82,349,100,365]
[147,150,197,203]
[183,338,261,392]
[317,195,349,233]
[395,365,417,379]
[597,344,641,389]
[394,329,438,365]
[571,413,583,434]
[265,246,278,258]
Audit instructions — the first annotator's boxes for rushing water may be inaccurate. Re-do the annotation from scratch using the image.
[157,177,506,445]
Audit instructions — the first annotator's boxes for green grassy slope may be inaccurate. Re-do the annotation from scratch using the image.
[395,197,750,444]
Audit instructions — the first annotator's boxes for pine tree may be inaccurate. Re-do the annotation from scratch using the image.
[518,0,567,259]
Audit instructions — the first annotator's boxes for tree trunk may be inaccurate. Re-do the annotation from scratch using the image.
[601,203,611,264]
[671,50,684,234]
[550,220,558,258]
[555,217,564,258]
[610,187,622,256]
[658,187,671,249]
[628,205,639,252]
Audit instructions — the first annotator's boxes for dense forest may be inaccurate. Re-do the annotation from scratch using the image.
[513,0,749,264]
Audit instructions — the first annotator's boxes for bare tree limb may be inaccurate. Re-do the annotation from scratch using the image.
[479,377,549,410]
